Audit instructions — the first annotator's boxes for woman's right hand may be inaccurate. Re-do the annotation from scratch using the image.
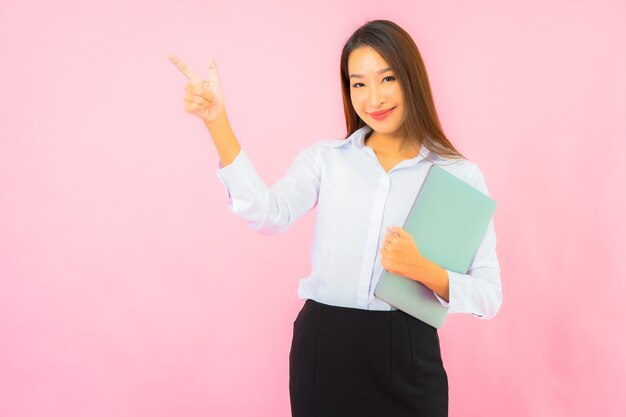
[169,54,225,124]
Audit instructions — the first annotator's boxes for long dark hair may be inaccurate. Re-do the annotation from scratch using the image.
[340,19,466,161]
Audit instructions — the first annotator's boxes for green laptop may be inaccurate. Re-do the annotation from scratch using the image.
[374,164,496,329]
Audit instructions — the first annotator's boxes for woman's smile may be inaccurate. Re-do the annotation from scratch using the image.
[369,107,396,121]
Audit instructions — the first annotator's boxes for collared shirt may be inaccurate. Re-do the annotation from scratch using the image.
[216,125,502,318]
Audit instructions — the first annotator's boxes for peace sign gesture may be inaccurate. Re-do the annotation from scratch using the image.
[169,54,225,124]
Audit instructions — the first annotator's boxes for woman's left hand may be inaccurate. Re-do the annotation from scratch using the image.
[380,226,430,281]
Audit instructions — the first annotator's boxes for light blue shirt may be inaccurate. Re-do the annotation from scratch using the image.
[216,125,502,318]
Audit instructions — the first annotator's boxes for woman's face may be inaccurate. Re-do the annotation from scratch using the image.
[348,46,406,138]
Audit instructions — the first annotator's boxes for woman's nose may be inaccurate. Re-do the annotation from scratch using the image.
[368,86,384,106]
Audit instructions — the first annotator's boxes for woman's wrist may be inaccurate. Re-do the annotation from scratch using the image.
[411,258,450,303]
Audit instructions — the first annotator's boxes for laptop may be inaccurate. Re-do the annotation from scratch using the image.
[373,164,496,328]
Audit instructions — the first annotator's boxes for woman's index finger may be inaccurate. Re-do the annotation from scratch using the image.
[168,54,202,83]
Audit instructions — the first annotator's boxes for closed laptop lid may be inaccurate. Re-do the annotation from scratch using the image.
[374,164,496,328]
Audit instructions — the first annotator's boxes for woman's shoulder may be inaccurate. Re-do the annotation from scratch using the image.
[291,136,351,169]
[316,137,352,148]
[429,153,486,190]
[313,126,368,149]
[298,136,352,161]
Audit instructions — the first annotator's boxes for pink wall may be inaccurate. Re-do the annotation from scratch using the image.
[1,0,624,416]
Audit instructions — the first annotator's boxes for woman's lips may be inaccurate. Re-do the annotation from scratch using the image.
[369,107,395,121]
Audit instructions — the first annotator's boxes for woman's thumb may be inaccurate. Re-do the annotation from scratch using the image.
[207,55,219,85]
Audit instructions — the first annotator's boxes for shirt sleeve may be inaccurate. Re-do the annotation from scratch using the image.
[433,166,503,319]
[215,146,320,235]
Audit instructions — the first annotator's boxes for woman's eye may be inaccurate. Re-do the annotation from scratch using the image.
[352,76,395,88]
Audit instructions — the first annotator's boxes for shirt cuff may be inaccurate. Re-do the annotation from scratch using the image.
[440,269,491,317]
[215,148,257,199]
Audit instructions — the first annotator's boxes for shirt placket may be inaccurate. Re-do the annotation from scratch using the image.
[355,172,391,309]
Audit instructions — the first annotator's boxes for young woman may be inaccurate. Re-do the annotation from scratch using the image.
[170,19,502,417]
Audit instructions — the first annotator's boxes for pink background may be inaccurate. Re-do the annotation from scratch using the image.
[1,0,624,416]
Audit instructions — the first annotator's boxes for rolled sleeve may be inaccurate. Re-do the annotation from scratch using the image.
[216,149,248,199]
[216,148,264,201]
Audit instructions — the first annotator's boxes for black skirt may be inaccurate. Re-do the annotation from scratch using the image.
[289,299,448,417]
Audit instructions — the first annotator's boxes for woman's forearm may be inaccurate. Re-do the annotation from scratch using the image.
[204,110,241,168]
[412,260,450,303]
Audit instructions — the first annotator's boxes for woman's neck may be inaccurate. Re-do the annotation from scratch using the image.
[365,130,421,156]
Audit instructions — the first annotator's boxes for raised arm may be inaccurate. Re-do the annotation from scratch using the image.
[170,54,320,235]
[168,54,241,168]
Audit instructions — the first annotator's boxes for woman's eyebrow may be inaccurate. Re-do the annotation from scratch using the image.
[349,67,392,79]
